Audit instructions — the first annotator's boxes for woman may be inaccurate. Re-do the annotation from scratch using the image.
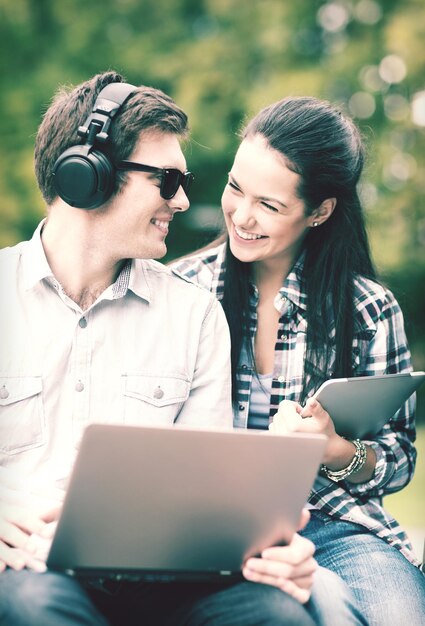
[172,96,425,625]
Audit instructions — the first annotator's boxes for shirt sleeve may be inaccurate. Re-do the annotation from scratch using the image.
[342,290,417,497]
[174,297,233,429]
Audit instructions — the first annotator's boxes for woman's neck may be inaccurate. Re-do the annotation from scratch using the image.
[253,257,291,296]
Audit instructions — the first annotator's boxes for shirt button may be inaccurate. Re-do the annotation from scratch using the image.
[278,376,285,383]
[280,334,287,341]
[0,386,9,399]
[75,381,85,392]
[79,317,88,328]
[239,404,245,411]
[281,296,287,303]
[153,387,164,399]
[241,364,248,370]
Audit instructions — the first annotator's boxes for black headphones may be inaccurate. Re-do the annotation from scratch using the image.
[52,82,136,209]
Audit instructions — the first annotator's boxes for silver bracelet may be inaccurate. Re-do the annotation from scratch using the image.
[322,439,368,482]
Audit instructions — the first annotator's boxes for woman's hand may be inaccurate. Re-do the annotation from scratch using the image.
[271,398,344,465]
[296,398,346,464]
[296,399,376,479]
[242,509,317,604]
[271,398,370,471]
[297,398,337,439]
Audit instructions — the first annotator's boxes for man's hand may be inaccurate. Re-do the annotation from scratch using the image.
[242,509,317,604]
[0,474,64,573]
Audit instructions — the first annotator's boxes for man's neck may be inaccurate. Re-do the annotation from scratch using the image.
[41,209,123,310]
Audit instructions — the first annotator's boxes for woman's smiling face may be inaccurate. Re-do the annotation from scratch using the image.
[222,134,317,268]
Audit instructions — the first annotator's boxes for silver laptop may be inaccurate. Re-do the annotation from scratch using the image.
[47,424,327,582]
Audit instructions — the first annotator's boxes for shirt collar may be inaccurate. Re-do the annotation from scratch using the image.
[213,243,227,296]
[278,252,307,312]
[127,259,152,303]
[100,259,151,304]
[248,251,307,315]
[22,220,56,291]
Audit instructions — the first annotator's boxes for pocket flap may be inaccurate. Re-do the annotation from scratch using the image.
[0,376,43,406]
[123,374,190,407]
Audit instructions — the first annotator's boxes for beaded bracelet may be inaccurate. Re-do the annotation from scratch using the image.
[322,439,367,482]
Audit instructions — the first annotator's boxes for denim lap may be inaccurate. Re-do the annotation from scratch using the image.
[0,570,316,626]
[0,569,108,626]
[301,510,425,626]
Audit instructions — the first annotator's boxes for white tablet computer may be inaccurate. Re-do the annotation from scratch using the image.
[312,371,425,439]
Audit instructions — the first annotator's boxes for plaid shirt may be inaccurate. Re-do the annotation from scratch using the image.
[172,242,419,567]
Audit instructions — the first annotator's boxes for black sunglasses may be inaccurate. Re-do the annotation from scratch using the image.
[115,161,194,200]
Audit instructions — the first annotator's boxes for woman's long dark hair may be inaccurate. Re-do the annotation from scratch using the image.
[221,97,377,403]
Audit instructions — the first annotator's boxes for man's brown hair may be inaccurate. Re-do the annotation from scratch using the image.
[34,71,189,205]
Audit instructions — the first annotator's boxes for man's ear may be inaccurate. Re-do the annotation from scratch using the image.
[309,198,336,228]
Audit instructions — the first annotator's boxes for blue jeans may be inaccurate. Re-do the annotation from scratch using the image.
[301,509,425,626]
[0,566,365,626]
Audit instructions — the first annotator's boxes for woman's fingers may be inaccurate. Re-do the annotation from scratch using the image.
[299,398,327,419]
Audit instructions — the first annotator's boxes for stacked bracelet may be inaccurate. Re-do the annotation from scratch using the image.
[322,439,368,482]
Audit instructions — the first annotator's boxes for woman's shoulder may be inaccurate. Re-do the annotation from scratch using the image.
[169,242,226,290]
[353,274,402,330]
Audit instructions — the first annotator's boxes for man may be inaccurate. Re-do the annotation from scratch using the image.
[0,72,364,626]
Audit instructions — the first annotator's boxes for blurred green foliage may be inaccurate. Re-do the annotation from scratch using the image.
[0,0,424,414]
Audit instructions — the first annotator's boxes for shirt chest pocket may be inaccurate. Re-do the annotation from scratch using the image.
[122,373,190,425]
[0,376,46,455]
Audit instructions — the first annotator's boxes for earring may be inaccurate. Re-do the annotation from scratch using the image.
[312,221,319,227]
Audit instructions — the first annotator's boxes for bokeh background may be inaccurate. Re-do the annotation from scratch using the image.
[1,0,424,550]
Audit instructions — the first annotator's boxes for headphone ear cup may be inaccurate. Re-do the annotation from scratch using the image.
[52,146,115,209]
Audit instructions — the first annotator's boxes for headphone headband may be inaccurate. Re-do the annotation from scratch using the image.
[77,82,137,145]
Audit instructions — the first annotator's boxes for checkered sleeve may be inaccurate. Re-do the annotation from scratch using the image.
[342,288,416,497]
[169,246,222,290]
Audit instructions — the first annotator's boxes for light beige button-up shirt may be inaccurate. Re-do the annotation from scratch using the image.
[0,223,232,493]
